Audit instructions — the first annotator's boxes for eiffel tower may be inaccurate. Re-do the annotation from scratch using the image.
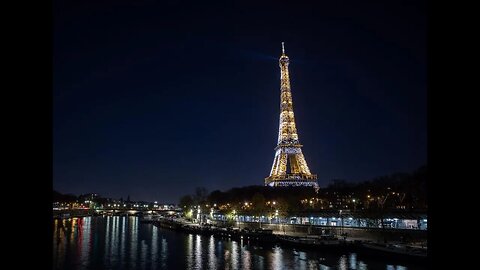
[265,43,318,188]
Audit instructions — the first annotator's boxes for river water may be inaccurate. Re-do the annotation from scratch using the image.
[53,216,425,270]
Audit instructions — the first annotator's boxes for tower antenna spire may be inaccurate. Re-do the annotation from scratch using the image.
[282,42,285,54]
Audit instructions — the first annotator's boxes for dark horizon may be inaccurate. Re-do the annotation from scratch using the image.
[54,1,427,203]
[54,165,426,204]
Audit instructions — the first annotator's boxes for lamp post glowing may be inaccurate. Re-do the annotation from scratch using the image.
[270,201,277,223]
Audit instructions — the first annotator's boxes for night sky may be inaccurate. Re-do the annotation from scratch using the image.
[53,0,426,203]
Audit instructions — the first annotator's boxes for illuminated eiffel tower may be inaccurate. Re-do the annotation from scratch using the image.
[265,43,318,188]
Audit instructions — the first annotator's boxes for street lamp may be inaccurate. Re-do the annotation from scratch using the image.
[271,201,276,223]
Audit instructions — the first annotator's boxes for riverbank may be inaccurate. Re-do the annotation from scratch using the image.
[54,215,426,270]
[145,217,427,263]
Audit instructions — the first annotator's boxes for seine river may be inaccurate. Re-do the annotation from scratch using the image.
[53,216,425,270]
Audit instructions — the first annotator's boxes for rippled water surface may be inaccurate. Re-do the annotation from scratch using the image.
[53,216,426,269]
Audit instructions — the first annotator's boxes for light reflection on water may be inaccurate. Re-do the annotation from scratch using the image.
[78,217,91,268]
[53,216,424,270]
[231,240,239,270]
[271,246,282,270]
[195,235,202,269]
[130,217,137,269]
[241,242,251,270]
[349,253,357,270]
[186,234,193,269]
[151,224,157,270]
[160,237,167,269]
[208,235,217,269]
[121,217,126,267]
[340,255,349,270]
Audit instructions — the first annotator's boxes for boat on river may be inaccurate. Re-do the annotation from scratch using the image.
[359,242,427,260]
[277,235,345,249]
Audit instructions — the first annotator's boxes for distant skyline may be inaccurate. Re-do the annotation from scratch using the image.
[54,1,426,203]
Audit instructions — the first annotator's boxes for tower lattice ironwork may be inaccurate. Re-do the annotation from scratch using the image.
[265,43,318,188]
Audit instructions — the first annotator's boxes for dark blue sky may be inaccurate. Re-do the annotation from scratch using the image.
[53,0,426,203]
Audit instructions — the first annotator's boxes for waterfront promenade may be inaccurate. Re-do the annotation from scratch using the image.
[138,216,427,262]
[145,216,426,252]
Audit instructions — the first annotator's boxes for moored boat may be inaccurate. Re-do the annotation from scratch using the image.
[360,242,427,260]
